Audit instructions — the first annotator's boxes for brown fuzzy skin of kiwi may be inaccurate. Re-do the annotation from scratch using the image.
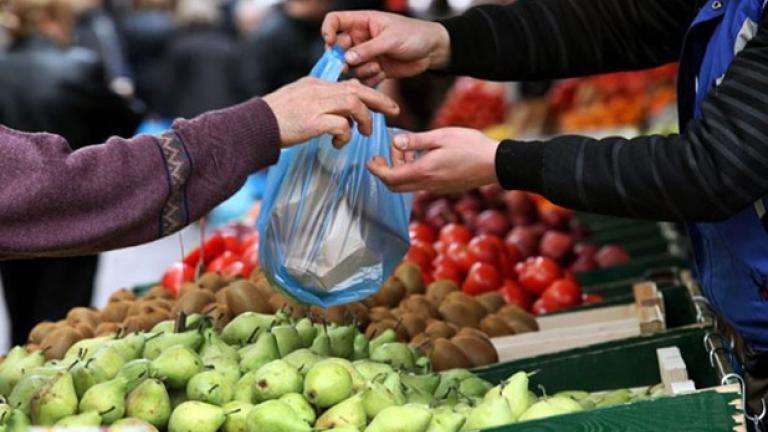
[430,338,473,371]
[456,327,493,342]
[321,305,348,325]
[400,295,439,319]
[399,313,427,339]
[504,319,537,334]
[270,294,307,318]
[426,280,459,305]
[41,327,82,360]
[362,297,378,308]
[344,303,370,329]
[372,277,407,308]
[395,263,425,295]
[74,323,95,339]
[225,281,272,316]
[108,288,136,303]
[410,333,433,350]
[201,303,232,331]
[126,302,159,318]
[28,321,57,345]
[450,334,499,367]
[197,272,227,292]
[476,292,506,313]
[424,321,457,339]
[100,301,131,323]
[497,305,539,331]
[144,285,173,301]
[438,301,483,329]
[368,307,395,323]
[442,292,487,320]
[95,322,120,337]
[178,282,204,298]
[121,315,152,333]
[148,298,173,311]
[479,314,515,337]
[365,319,408,342]
[66,307,100,328]
[173,290,216,315]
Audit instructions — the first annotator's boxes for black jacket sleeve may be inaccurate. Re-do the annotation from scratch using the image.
[439,0,702,80]
[497,12,768,222]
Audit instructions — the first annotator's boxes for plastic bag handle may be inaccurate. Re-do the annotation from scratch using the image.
[310,46,346,83]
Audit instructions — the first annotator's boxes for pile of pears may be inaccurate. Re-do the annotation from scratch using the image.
[0,307,669,432]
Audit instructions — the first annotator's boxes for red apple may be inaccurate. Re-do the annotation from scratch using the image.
[568,254,598,273]
[503,191,536,225]
[595,245,631,268]
[475,209,510,237]
[539,231,575,262]
[479,184,504,208]
[505,226,542,258]
[424,198,459,230]
[453,193,483,214]
[574,243,598,259]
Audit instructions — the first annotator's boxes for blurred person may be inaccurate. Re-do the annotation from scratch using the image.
[74,0,134,97]
[120,0,175,115]
[241,0,332,96]
[0,0,141,345]
[162,0,242,118]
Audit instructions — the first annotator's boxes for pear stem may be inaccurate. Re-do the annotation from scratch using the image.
[246,327,261,345]
[225,408,242,416]
[209,384,219,393]
[174,311,188,333]
[99,406,116,416]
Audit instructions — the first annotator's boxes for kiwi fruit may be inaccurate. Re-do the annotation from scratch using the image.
[197,272,227,292]
[399,312,427,339]
[252,277,275,300]
[456,327,493,342]
[144,285,173,300]
[410,333,432,351]
[345,303,370,328]
[148,298,174,311]
[450,334,499,367]
[368,307,395,323]
[504,319,537,334]
[178,282,204,298]
[479,314,515,337]
[66,307,99,328]
[28,321,57,345]
[126,302,157,317]
[476,291,506,313]
[100,301,131,323]
[430,338,473,371]
[225,281,272,315]
[365,319,408,342]
[74,323,95,339]
[121,315,154,333]
[41,327,82,360]
[438,300,484,329]
[215,287,229,304]
[372,277,407,308]
[395,262,425,295]
[95,322,120,336]
[497,305,539,331]
[26,344,40,353]
[321,305,348,325]
[400,295,438,319]
[426,280,459,305]
[269,293,307,318]
[424,320,457,339]
[108,288,135,303]
[202,303,232,331]
[443,292,487,320]
[173,290,216,315]
[362,297,378,308]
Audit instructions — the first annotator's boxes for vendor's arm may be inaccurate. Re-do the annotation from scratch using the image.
[0,78,399,257]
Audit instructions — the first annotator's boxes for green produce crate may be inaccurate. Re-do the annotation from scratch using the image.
[576,254,688,287]
[474,326,743,431]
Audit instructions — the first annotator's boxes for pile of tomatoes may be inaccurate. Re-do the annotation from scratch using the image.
[406,222,603,315]
[432,77,509,130]
[161,223,260,296]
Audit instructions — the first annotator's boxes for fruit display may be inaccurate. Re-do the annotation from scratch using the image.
[432,78,509,130]
[0,310,672,431]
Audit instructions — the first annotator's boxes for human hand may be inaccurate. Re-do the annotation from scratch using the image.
[322,11,451,86]
[367,127,500,194]
[264,77,399,148]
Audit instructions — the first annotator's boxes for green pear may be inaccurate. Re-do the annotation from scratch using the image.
[151,345,202,389]
[458,377,492,399]
[554,390,589,401]
[104,333,146,361]
[30,372,78,425]
[246,400,311,432]
[125,378,172,428]
[200,329,239,362]
[79,377,127,424]
[462,390,516,430]
[143,331,202,360]
[233,370,259,403]
[295,318,317,348]
[402,373,440,397]
[204,356,241,385]
[362,373,405,419]
[326,427,360,432]
[221,400,254,432]
[0,348,44,396]
[596,389,632,407]
[404,387,433,406]
[239,331,279,372]
[326,358,366,393]
[70,345,126,396]
[55,410,101,427]
[8,368,58,414]
[328,325,356,359]
[252,360,302,401]
[283,349,322,374]
[370,343,415,370]
[279,393,316,425]
[116,358,153,392]
[499,371,535,419]
[221,313,275,346]
[352,333,369,360]
[426,407,465,432]
[303,360,352,408]
[353,361,394,382]
[5,409,29,432]
[368,329,397,356]
[365,404,432,432]
[272,325,302,357]
[0,403,12,424]
[434,369,473,399]
[169,401,225,432]
[315,394,366,430]
[112,417,159,432]
[518,396,583,422]
[310,329,332,356]
[414,356,432,375]
[186,371,233,405]
[151,320,176,334]
[64,336,110,361]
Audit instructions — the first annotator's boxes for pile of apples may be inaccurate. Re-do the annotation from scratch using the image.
[405,188,631,315]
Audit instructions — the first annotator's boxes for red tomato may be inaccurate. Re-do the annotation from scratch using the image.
[409,222,436,243]
[439,223,472,245]
[422,272,435,286]
[497,252,518,279]
[241,244,260,270]
[501,280,532,311]
[532,296,563,315]
[161,262,195,296]
[516,256,563,296]
[583,293,605,305]
[222,233,243,255]
[207,251,240,273]
[404,247,432,272]
[222,260,253,279]
[432,264,463,284]
[446,242,474,272]
[411,240,437,261]
[462,262,501,296]
[542,279,582,308]
[467,234,504,266]
[433,240,449,255]
[240,232,259,251]
[183,233,225,267]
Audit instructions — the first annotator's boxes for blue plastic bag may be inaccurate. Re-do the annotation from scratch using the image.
[257,47,413,308]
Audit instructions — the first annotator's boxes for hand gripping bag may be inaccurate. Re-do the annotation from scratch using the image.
[257,47,412,307]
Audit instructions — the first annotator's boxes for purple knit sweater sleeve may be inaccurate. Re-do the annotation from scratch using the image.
[0,97,280,258]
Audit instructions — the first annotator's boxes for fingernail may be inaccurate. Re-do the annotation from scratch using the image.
[394,135,408,150]
[346,51,360,64]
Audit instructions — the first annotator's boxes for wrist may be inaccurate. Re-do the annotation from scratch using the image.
[495,140,544,192]
[428,21,451,71]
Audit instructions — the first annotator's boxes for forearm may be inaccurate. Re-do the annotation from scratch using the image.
[0,97,280,257]
[439,0,698,81]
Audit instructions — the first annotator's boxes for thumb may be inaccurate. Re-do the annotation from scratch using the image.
[393,131,443,152]
[345,35,396,65]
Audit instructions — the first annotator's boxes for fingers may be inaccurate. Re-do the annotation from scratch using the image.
[345,36,397,66]
[353,62,381,80]
[362,72,387,88]
[314,114,353,148]
[392,131,443,152]
[340,80,399,117]
[366,156,424,192]
[322,11,370,46]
